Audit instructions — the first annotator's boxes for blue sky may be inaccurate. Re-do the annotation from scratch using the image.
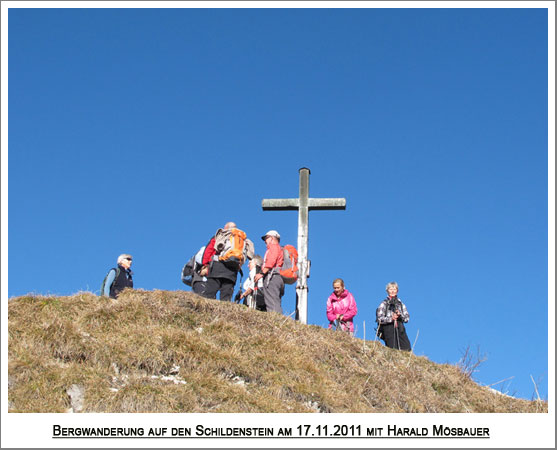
[5,5,552,405]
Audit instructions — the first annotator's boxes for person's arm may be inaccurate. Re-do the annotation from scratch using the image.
[254,248,277,282]
[399,301,410,323]
[240,278,253,299]
[342,293,358,321]
[376,301,392,325]
[240,287,253,299]
[244,277,252,290]
[103,269,116,296]
[202,238,216,266]
[326,298,337,322]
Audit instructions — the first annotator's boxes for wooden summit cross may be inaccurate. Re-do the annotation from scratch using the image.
[262,167,346,324]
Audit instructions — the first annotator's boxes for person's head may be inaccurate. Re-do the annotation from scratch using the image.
[249,255,263,270]
[332,278,345,297]
[224,222,236,230]
[261,230,280,244]
[117,254,133,269]
[386,281,399,297]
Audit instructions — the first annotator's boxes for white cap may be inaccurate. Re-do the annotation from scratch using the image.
[261,230,280,241]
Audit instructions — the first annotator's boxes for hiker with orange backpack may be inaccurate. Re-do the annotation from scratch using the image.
[326,278,358,335]
[254,230,284,314]
[201,222,253,302]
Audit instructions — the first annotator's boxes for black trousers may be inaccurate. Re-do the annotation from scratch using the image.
[192,280,206,296]
[254,290,266,312]
[203,278,235,302]
[381,322,411,351]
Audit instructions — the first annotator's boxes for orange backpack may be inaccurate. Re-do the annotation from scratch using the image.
[280,244,298,284]
[214,228,253,268]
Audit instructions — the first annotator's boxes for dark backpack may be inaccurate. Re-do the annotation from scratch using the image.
[181,246,206,286]
[100,267,120,297]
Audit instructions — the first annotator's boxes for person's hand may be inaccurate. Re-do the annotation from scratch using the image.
[254,273,263,283]
[199,266,209,277]
[392,310,400,321]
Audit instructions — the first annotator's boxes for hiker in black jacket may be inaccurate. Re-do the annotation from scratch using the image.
[376,282,411,351]
[102,254,134,299]
[201,222,241,302]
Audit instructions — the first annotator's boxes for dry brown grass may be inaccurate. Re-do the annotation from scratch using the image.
[8,289,547,413]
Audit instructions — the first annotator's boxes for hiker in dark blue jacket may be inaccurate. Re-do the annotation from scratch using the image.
[102,254,134,298]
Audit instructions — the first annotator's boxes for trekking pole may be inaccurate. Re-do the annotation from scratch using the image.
[363,321,366,351]
[251,286,258,309]
[395,318,401,350]
[236,270,244,303]
[406,329,420,368]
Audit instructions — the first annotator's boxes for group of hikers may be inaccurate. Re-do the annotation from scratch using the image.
[327,278,411,351]
[101,222,412,351]
[185,222,288,314]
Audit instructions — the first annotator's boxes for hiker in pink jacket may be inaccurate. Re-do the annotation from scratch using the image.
[326,278,358,335]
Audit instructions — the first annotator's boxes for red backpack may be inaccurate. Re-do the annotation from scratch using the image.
[280,245,298,284]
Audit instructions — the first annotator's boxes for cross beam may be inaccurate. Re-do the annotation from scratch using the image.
[261,167,346,324]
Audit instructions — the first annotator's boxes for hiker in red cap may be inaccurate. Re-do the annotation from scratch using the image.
[254,230,284,314]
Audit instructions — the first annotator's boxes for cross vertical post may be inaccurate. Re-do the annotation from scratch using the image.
[261,167,346,324]
[297,168,309,324]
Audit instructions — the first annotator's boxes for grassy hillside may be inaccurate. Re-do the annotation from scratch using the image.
[8,289,547,413]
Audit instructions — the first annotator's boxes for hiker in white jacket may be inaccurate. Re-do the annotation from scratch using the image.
[240,255,266,311]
